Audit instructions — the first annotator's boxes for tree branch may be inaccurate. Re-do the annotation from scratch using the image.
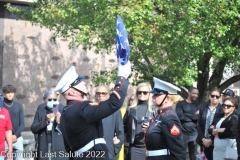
[197,53,212,102]
[219,74,240,90]
[209,59,227,87]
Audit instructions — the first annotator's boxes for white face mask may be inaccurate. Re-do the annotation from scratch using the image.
[46,100,59,109]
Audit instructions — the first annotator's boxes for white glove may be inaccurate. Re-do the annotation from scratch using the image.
[117,61,131,78]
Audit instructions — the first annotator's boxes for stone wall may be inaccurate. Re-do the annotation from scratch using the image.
[0,2,133,130]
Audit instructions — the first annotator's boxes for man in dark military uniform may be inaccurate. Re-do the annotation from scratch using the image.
[144,77,186,160]
[54,61,131,160]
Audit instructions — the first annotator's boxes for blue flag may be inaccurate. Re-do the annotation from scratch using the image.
[116,16,130,65]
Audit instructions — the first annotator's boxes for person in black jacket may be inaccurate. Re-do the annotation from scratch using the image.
[176,87,199,160]
[222,89,235,102]
[123,82,156,160]
[54,60,131,160]
[94,85,124,160]
[144,77,186,160]
[196,87,224,160]
[33,89,65,160]
[208,97,238,160]
[234,90,240,116]
[31,90,68,160]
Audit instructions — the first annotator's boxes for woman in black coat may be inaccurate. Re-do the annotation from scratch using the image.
[123,82,156,160]
[208,97,238,160]
[31,91,68,160]
[196,87,224,160]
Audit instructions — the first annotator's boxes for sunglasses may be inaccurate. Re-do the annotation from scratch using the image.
[137,91,149,95]
[222,104,234,109]
[210,95,220,99]
[48,99,57,102]
[96,92,108,95]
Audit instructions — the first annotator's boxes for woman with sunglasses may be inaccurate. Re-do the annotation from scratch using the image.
[144,77,186,160]
[196,87,224,160]
[208,97,238,160]
[31,90,68,160]
[123,82,156,160]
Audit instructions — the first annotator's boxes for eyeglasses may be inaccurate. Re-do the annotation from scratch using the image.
[48,99,57,102]
[222,104,234,109]
[137,91,149,95]
[96,92,108,96]
[210,95,220,99]
[70,76,85,87]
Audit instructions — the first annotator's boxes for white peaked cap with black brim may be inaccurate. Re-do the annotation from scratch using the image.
[54,66,79,93]
[150,77,181,95]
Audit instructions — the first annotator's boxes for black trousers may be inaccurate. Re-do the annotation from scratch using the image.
[124,144,130,160]
[183,134,197,160]
[203,145,213,160]
[186,141,197,160]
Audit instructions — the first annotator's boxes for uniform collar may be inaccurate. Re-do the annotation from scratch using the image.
[158,106,172,114]
[66,100,80,106]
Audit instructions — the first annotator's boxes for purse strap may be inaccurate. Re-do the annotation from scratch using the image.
[230,140,236,148]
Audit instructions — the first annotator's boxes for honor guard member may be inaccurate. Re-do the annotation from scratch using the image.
[54,61,131,160]
[144,77,186,160]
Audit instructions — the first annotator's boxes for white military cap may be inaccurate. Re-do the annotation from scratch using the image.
[54,66,78,93]
[150,77,181,95]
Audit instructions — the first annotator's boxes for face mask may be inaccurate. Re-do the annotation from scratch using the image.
[46,101,59,109]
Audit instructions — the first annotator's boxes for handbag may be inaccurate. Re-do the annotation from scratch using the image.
[225,140,238,159]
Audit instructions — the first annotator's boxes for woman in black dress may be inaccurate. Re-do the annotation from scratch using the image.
[124,82,156,160]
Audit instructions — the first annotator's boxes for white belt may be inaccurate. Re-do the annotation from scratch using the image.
[146,149,170,156]
[75,138,106,154]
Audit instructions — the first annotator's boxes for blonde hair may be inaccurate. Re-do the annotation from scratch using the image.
[169,95,181,104]
[129,82,153,112]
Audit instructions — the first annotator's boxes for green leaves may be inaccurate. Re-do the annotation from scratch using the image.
[6,0,240,99]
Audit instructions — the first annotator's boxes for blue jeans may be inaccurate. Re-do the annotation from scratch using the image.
[5,136,24,160]
[0,156,5,160]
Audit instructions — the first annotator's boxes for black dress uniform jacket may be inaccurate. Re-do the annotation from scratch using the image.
[59,76,129,160]
[31,105,68,160]
[145,107,186,160]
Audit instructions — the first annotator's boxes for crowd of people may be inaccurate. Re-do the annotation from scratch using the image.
[1,60,240,160]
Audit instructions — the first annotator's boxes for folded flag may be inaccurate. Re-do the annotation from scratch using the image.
[116,16,130,66]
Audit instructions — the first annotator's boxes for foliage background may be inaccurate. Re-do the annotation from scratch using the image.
[6,0,240,102]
